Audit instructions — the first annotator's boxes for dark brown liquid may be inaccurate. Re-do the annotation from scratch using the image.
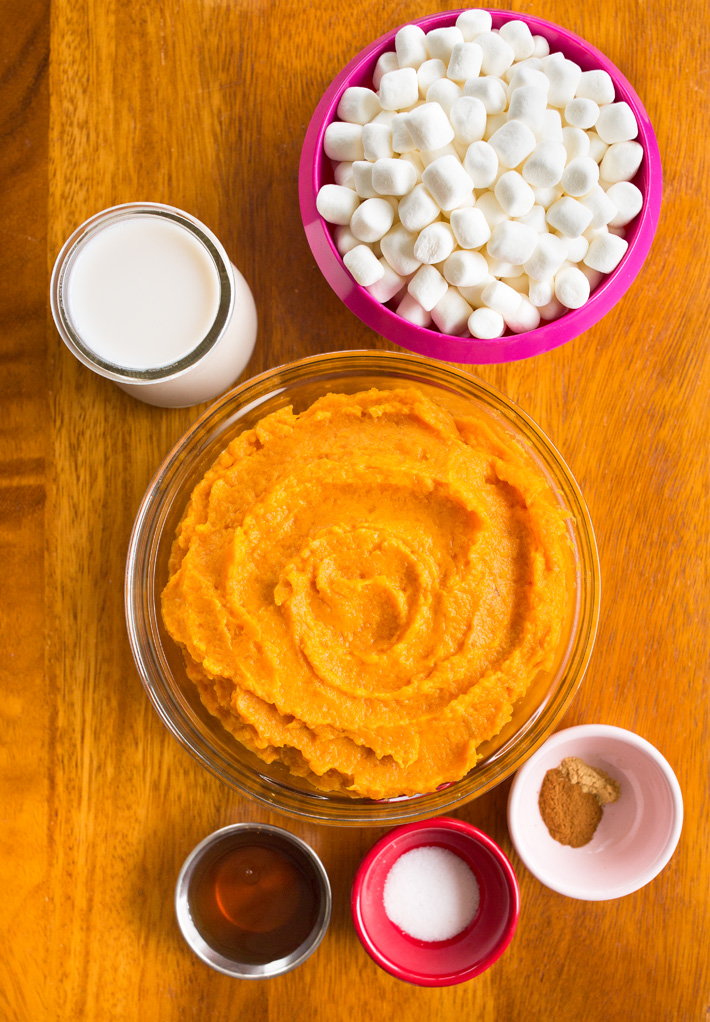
[188,836,320,964]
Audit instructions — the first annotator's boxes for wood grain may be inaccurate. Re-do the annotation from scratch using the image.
[1,0,708,1018]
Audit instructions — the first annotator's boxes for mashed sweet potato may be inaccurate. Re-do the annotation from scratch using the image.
[161,388,570,799]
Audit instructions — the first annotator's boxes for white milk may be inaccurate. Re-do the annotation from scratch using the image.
[52,204,258,407]
[66,217,222,371]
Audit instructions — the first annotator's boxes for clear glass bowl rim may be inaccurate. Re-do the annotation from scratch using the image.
[125,350,601,825]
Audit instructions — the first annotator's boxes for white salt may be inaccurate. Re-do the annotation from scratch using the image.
[382,845,480,942]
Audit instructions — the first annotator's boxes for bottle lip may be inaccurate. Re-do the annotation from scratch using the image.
[50,202,235,385]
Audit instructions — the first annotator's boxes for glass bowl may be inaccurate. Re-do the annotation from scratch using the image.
[298,10,662,364]
[126,350,600,825]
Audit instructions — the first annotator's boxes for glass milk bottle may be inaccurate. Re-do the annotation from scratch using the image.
[50,202,257,407]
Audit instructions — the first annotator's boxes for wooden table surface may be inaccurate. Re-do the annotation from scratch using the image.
[2,0,709,1018]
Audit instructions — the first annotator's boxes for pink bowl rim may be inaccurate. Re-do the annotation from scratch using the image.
[299,9,662,364]
[351,816,521,985]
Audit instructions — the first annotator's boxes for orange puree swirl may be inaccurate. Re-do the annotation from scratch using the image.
[161,388,570,799]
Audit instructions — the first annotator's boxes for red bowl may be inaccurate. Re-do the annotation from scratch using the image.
[351,817,520,985]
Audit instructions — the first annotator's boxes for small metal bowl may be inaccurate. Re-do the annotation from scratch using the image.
[175,823,331,978]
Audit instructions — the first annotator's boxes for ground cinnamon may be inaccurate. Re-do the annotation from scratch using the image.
[538,757,621,848]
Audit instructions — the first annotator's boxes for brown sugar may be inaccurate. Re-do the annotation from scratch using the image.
[558,756,621,805]
[538,756,621,848]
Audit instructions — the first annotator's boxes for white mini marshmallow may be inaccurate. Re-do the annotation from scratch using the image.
[503,274,530,294]
[404,102,455,151]
[426,27,464,62]
[587,131,609,163]
[481,279,523,317]
[507,85,548,132]
[522,141,567,187]
[378,67,419,111]
[483,111,507,141]
[561,233,589,263]
[391,113,416,154]
[545,54,582,108]
[464,75,508,114]
[487,218,538,264]
[371,110,396,127]
[380,223,422,276]
[476,191,508,229]
[576,69,615,105]
[463,139,499,187]
[414,221,456,264]
[523,232,567,280]
[343,244,385,286]
[447,41,483,81]
[596,102,639,143]
[554,265,590,308]
[456,275,492,307]
[536,108,563,142]
[426,78,463,115]
[407,263,449,310]
[546,196,593,237]
[495,171,536,218]
[600,141,644,182]
[584,232,629,272]
[508,66,550,94]
[352,161,378,198]
[334,224,360,255]
[396,291,433,327]
[505,295,541,332]
[421,155,474,210]
[564,98,600,130]
[488,120,537,168]
[399,150,425,180]
[316,183,361,225]
[442,249,489,286]
[499,19,535,61]
[487,255,523,278]
[516,203,548,232]
[362,122,393,161]
[450,206,492,249]
[417,58,447,97]
[580,185,617,228]
[477,32,516,75]
[431,286,474,334]
[605,181,643,227]
[420,142,459,166]
[533,184,564,209]
[334,161,355,188]
[449,96,487,144]
[457,8,493,39]
[532,35,550,58]
[561,156,599,196]
[367,259,407,303]
[538,296,566,320]
[324,122,365,161]
[562,126,591,162]
[468,306,506,338]
[337,87,382,125]
[398,183,440,232]
[373,51,399,90]
[372,157,418,196]
[350,197,395,242]
[579,263,603,288]
[528,277,554,307]
[395,24,429,69]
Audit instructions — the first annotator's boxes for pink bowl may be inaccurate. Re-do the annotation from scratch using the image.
[507,725,683,900]
[299,10,662,364]
[351,817,520,985]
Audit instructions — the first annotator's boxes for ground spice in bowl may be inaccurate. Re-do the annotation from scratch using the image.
[538,757,621,847]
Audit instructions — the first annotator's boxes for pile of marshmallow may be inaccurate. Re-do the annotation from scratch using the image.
[315,9,644,339]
